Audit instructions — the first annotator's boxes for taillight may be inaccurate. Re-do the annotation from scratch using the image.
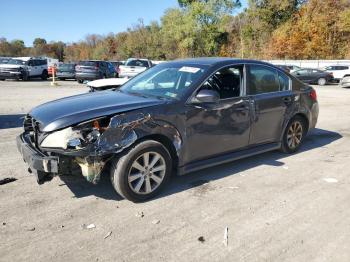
[310,89,317,101]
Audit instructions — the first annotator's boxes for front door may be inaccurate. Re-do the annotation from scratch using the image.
[295,69,311,83]
[246,64,294,145]
[184,65,251,164]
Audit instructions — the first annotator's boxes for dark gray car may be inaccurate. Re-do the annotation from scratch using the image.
[17,58,319,202]
[57,63,77,80]
[292,68,334,86]
[75,60,115,83]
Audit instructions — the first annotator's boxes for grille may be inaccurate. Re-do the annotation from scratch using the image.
[23,115,34,132]
[23,115,41,149]
[0,67,20,72]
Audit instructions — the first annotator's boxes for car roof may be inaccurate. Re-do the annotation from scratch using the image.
[327,64,350,67]
[165,57,277,68]
[127,58,150,61]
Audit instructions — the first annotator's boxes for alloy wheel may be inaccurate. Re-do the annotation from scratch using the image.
[287,121,303,149]
[128,152,166,195]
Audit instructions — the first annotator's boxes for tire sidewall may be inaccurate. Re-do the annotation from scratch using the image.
[41,70,48,80]
[282,116,306,153]
[318,78,326,86]
[111,141,172,202]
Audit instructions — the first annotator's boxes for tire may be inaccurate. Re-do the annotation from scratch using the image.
[77,79,84,84]
[59,78,65,81]
[41,70,48,80]
[0,79,5,81]
[318,78,326,86]
[22,72,29,81]
[281,116,307,153]
[110,140,173,202]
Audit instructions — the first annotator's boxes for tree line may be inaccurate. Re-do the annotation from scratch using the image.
[1,0,350,61]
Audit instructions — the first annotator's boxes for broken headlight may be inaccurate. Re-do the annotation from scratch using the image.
[40,118,110,149]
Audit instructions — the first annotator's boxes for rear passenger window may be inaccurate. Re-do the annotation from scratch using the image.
[247,65,280,95]
[278,72,290,91]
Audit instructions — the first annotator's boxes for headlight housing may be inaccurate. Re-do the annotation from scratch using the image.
[40,118,109,149]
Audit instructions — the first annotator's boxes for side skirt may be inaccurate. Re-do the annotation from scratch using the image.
[178,142,281,175]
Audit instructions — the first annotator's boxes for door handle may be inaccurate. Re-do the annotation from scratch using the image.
[283,97,292,103]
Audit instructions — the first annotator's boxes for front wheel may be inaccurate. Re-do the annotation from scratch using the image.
[77,79,84,84]
[318,78,326,86]
[110,140,172,202]
[281,116,306,153]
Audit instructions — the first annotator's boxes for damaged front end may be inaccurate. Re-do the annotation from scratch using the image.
[17,112,153,184]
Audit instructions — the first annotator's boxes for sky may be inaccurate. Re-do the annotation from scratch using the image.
[1,0,248,46]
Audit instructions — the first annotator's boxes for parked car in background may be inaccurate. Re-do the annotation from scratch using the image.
[275,65,291,73]
[324,65,350,82]
[75,60,115,83]
[286,65,301,73]
[110,61,125,78]
[107,61,117,78]
[118,58,152,78]
[87,77,129,92]
[0,57,48,81]
[57,63,77,80]
[16,58,318,202]
[340,76,350,88]
[292,68,334,86]
[0,57,11,64]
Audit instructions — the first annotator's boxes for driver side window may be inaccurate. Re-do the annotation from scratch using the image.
[200,65,243,99]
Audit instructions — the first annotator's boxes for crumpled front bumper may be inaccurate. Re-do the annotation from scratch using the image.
[16,134,59,184]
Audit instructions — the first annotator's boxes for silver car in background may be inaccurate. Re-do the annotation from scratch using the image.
[340,76,350,88]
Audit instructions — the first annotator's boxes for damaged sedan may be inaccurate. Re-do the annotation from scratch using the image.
[17,58,319,202]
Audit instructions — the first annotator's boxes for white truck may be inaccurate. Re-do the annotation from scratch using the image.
[118,58,153,78]
[0,57,48,81]
[324,65,350,82]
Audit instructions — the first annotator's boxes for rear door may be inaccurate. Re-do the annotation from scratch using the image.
[246,64,293,145]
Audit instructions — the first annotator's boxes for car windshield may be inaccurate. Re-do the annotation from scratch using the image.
[59,64,75,70]
[120,64,208,100]
[125,59,150,67]
[7,59,27,65]
[79,61,97,66]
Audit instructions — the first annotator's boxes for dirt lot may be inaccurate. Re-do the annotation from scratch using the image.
[0,80,349,262]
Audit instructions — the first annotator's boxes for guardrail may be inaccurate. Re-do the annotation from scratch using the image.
[266,60,350,69]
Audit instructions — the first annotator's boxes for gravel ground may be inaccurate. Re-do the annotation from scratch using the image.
[0,79,349,262]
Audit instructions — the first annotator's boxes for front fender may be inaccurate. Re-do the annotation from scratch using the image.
[96,112,182,158]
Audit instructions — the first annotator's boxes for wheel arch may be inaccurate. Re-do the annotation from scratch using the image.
[280,112,310,141]
[133,134,179,171]
[293,113,309,132]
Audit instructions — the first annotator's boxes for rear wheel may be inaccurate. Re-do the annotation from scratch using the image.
[77,79,84,84]
[318,78,326,86]
[110,140,172,202]
[41,70,48,80]
[281,116,306,153]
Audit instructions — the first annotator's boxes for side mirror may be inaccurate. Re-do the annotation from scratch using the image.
[195,89,220,103]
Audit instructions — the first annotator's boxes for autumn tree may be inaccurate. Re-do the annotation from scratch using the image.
[267,0,350,59]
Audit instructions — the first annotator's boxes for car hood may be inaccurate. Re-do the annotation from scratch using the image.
[0,64,24,69]
[29,90,166,132]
